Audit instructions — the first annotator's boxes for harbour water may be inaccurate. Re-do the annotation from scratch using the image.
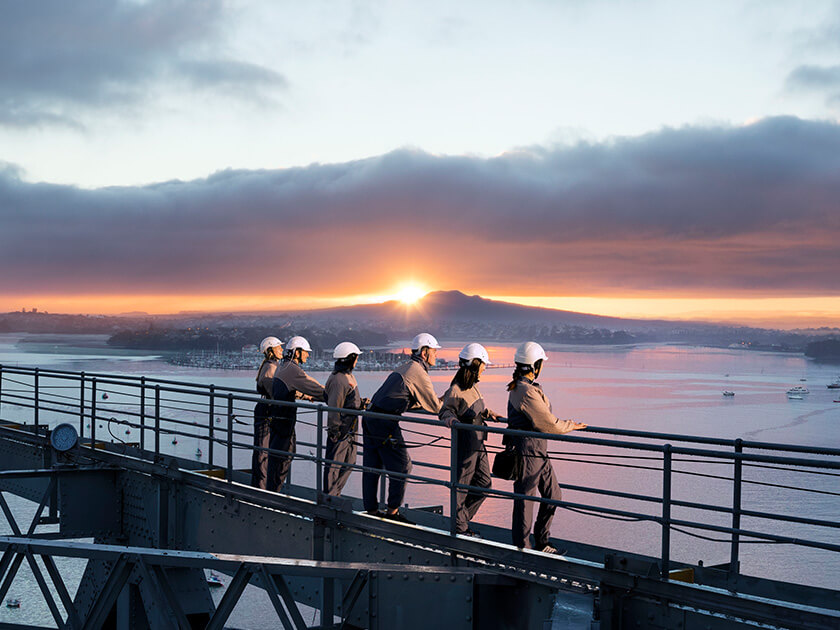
[0,333,838,627]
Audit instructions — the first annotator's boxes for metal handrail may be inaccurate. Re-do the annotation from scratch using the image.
[0,364,838,584]
[4,363,839,455]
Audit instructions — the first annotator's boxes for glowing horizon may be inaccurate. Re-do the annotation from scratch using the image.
[4,290,840,330]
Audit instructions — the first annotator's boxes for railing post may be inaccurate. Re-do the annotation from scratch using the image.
[33,367,40,430]
[661,444,672,579]
[90,378,97,447]
[154,385,161,460]
[0,364,4,414]
[449,422,459,538]
[208,385,215,470]
[226,394,234,482]
[316,405,324,498]
[139,377,146,452]
[79,371,86,437]
[730,438,743,578]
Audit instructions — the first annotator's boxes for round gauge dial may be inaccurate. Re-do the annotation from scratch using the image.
[50,423,79,453]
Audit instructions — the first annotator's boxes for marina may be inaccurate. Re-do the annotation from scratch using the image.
[167,347,515,372]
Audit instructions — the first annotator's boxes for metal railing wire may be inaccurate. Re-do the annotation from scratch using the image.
[0,364,838,582]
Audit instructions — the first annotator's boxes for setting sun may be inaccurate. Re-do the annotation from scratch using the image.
[393,284,428,305]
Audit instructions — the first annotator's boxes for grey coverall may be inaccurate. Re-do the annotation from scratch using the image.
[440,383,493,533]
[251,358,280,489]
[270,360,326,492]
[323,370,364,496]
[362,355,442,512]
[506,376,577,549]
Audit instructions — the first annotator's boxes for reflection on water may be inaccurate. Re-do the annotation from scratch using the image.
[0,334,838,622]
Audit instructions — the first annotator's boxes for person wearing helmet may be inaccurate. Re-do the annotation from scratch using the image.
[362,332,443,522]
[268,335,326,492]
[505,341,586,552]
[439,343,500,536]
[323,342,368,496]
[251,336,283,489]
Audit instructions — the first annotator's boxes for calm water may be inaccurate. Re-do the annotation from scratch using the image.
[0,334,838,626]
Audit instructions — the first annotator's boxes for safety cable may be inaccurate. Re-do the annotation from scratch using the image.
[669,525,788,545]
[6,385,839,490]
[7,388,840,498]
[6,375,840,496]
[563,505,645,522]
[10,385,840,543]
[8,373,839,463]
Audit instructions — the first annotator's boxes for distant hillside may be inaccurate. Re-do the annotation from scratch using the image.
[0,310,146,334]
[295,290,657,329]
[805,338,840,361]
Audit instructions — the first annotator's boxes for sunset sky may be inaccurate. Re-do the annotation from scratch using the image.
[2,1,840,327]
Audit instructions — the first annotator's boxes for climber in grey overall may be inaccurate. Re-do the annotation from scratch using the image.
[362,333,443,522]
[252,336,282,489]
[269,336,326,492]
[323,342,368,496]
[439,343,499,536]
[505,341,587,552]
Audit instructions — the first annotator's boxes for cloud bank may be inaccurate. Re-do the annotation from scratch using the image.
[1,116,839,298]
[786,65,840,107]
[0,0,285,128]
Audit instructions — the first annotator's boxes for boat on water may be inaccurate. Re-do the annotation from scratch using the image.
[6,598,20,608]
[206,572,223,587]
[172,437,178,445]
[722,391,735,397]
[787,394,804,400]
[195,448,202,458]
[786,386,810,395]
[102,393,109,400]
[827,377,840,389]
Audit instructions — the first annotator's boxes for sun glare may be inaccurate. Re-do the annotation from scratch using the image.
[394,284,427,305]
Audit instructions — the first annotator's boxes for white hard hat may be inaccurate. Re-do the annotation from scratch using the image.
[411,332,441,350]
[286,336,312,352]
[459,343,491,365]
[333,341,362,359]
[514,341,548,366]
[259,336,283,354]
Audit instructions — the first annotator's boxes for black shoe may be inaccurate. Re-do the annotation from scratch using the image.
[383,511,414,525]
[365,509,385,517]
[538,544,567,555]
[461,528,481,538]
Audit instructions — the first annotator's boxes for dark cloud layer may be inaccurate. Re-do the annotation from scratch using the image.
[785,5,840,109]
[0,0,285,128]
[1,116,839,296]
[786,65,840,107]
